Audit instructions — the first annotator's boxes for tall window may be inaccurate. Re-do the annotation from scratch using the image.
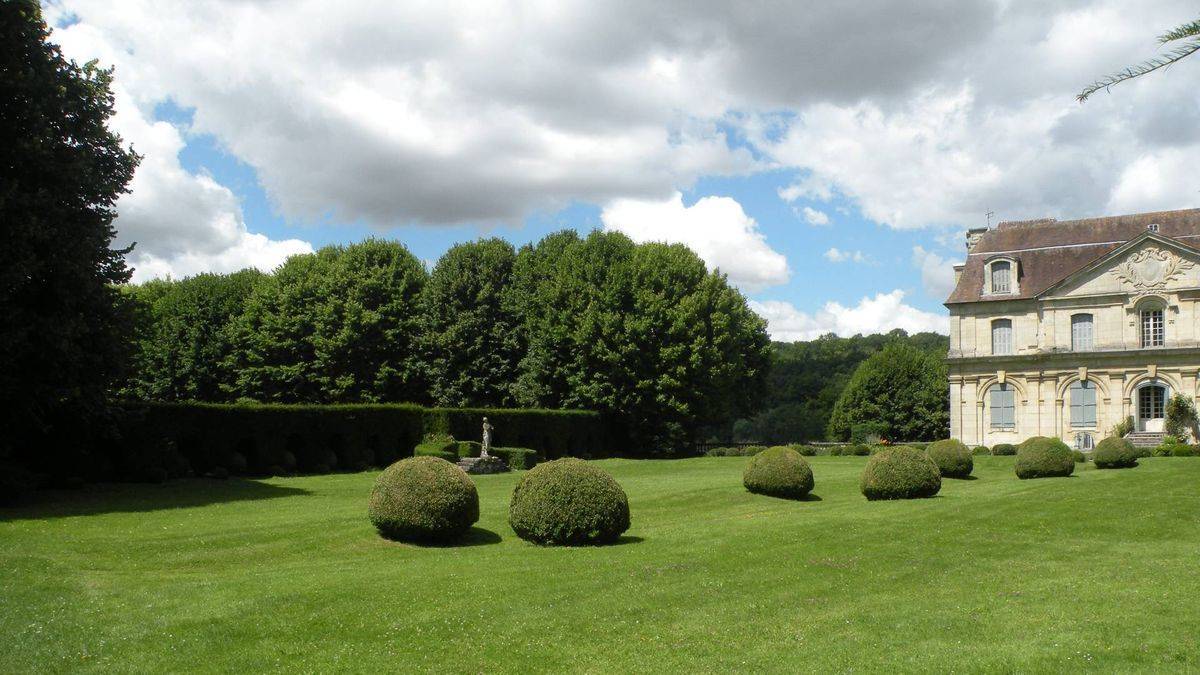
[1141,308,1164,347]
[991,261,1011,294]
[1070,380,1097,427]
[992,319,1013,355]
[1071,313,1094,351]
[990,384,1015,429]
[1139,385,1165,420]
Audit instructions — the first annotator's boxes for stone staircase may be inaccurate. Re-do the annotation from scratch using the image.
[1124,431,1165,449]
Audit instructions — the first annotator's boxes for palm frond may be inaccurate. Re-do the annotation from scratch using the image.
[1077,17,1200,102]
[1158,19,1200,44]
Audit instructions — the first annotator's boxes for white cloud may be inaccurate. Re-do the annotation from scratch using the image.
[49,11,313,282]
[911,246,959,300]
[46,0,1200,267]
[601,192,789,290]
[750,291,948,342]
[801,207,830,226]
[823,247,867,264]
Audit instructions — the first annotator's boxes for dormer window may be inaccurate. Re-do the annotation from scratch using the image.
[1148,223,1160,233]
[991,261,1011,294]
[983,257,1018,296]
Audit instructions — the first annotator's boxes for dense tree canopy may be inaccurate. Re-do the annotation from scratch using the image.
[510,231,770,449]
[827,342,949,442]
[227,239,428,403]
[0,1,139,466]
[121,270,265,401]
[422,238,522,407]
[124,230,770,450]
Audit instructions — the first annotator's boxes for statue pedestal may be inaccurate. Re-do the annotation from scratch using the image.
[456,456,510,474]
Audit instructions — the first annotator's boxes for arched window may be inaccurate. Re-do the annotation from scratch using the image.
[1071,313,1094,351]
[1141,306,1164,347]
[991,319,1013,355]
[1069,380,1097,428]
[990,384,1015,429]
[991,261,1011,294]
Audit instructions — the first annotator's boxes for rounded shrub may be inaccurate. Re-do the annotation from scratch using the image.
[1014,437,1074,479]
[508,458,630,545]
[991,443,1017,456]
[1093,437,1137,469]
[926,439,973,478]
[368,456,480,543]
[1072,450,1087,463]
[850,444,871,456]
[972,445,990,456]
[860,446,941,500]
[1172,444,1199,457]
[743,447,815,500]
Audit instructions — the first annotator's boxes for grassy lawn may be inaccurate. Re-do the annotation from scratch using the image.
[2,456,1199,673]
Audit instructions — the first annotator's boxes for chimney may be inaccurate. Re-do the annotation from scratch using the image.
[965,227,987,253]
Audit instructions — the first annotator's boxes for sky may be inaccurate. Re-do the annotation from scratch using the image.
[43,0,1200,341]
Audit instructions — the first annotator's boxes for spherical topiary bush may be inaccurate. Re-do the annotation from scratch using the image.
[743,447,815,500]
[368,456,480,543]
[1014,437,1074,479]
[992,443,1017,456]
[926,439,973,478]
[860,446,942,500]
[508,458,630,545]
[972,445,990,456]
[1093,437,1138,469]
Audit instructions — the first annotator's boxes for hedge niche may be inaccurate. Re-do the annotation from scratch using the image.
[508,458,630,545]
[368,457,480,543]
[1014,437,1074,479]
[743,446,815,500]
[1093,437,1139,469]
[860,446,941,500]
[926,439,973,479]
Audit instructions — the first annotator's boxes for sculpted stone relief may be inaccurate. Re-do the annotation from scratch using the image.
[1109,247,1195,294]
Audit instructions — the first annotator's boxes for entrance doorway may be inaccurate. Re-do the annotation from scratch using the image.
[1138,384,1167,432]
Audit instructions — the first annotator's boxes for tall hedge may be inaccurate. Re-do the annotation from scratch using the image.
[110,401,611,480]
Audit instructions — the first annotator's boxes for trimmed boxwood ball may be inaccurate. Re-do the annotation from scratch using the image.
[991,443,1017,456]
[1014,437,1074,479]
[926,439,973,478]
[508,458,630,545]
[860,446,941,500]
[1093,437,1138,469]
[972,445,990,456]
[368,456,480,542]
[743,447,815,500]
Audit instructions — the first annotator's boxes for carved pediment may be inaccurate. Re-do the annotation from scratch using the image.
[1109,247,1195,295]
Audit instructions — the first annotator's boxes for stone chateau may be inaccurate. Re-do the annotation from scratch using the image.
[945,209,1200,449]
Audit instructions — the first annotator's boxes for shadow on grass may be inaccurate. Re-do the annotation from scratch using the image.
[402,527,504,548]
[0,478,311,521]
[949,475,979,481]
[609,534,645,546]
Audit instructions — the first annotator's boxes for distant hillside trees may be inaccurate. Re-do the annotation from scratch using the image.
[732,331,948,443]
[122,231,771,450]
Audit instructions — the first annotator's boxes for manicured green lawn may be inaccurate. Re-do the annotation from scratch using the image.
[3,456,1199,672]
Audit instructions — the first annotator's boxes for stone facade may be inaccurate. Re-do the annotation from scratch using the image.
[945,209,1200,449]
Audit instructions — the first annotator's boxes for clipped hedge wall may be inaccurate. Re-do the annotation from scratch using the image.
[113,401,610,479]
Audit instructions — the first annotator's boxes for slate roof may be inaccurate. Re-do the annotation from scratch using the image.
[945,208,1200,305]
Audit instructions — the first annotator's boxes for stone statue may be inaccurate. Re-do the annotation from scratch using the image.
[481,417,493,458]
